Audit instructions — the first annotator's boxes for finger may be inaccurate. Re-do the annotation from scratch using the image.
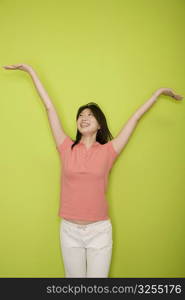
[175,94,183,100]
[3,65,19,69]
[3,66,14,69]
[10,65,19,68]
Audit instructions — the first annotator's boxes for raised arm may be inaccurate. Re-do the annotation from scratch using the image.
[2,63,67,148]
[112,88,183,155]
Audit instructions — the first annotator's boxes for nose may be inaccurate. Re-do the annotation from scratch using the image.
[81,118,89,123]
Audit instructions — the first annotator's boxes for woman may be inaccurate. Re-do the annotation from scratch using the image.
[2,63,183,278]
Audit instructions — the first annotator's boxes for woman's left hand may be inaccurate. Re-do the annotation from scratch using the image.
[156,88,183,100]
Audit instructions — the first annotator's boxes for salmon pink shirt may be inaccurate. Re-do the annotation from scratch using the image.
[56,136,119,221]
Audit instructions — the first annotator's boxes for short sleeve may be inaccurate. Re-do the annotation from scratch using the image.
[106,140,119,170]
[56,136,73,157]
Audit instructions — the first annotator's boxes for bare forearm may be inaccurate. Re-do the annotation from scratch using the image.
[133,91,160,121]
[27,67,66,143]
[28,68,55,111]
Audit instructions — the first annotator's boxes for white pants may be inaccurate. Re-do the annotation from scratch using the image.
[59,218,113,278]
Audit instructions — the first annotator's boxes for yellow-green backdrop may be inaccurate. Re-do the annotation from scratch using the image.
[0,0,184,278]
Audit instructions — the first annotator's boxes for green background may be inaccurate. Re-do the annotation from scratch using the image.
[0,0,184,277]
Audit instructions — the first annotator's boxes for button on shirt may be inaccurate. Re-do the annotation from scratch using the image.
[56,136,119,221]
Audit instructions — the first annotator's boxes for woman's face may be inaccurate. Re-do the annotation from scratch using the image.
[77,108,100,135]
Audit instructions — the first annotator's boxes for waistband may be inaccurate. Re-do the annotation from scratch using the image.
[62,218,111,229]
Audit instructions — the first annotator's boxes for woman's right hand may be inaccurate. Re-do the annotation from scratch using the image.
[2,63,33,73]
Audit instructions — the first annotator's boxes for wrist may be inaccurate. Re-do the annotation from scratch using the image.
[154,89,162,98]
[27,66,35,75]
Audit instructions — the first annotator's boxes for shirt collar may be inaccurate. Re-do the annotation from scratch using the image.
[78,140,99,147]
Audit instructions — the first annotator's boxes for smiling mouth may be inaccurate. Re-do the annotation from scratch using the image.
[80,123,90,127]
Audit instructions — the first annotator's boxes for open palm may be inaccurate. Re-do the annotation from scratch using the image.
[159,88,183,101]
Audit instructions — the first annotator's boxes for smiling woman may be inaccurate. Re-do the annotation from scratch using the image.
[71,102,115,152]
[78,108,98,127]
[2,62,183,278]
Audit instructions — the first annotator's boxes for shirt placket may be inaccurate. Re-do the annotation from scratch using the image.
[82,146,91,169]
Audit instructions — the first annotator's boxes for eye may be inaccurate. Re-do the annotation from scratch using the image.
[79,113,93,116]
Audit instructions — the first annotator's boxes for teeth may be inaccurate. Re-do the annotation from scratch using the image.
[81,124,90,127]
